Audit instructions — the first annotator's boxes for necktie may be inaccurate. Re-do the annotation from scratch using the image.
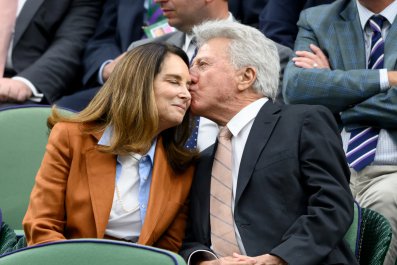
[210,126,240,257]
[0,0,17,76]
[145,0,164,26]
[346,15,384,171]
[185,38,199,149]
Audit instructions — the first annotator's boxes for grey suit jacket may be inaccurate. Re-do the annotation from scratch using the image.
[9,0,101,103]
[129,30,292,102]
[283,0,397,132]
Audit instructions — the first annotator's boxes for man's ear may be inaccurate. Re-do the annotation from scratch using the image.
[237,66,256,91]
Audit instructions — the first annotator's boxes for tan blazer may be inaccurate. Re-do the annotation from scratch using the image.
[23,122,194,252]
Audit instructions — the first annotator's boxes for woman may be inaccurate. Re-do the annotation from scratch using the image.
[23,43,197,252]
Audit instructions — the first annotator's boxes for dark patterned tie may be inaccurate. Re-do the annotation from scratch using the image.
[210,126,240,257]
[346,15,385,171]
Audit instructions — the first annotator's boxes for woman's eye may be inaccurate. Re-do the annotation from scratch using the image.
[168,79,179,84]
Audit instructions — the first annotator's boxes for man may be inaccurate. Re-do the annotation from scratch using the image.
[57,0,292,151]
[0,0,101,106]
[180,20,357,265]
[283,1,397,264]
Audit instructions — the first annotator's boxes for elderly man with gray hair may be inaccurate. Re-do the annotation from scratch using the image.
[179,20,358,265]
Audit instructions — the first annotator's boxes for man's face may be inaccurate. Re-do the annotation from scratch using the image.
[189,38,239,122]
[155,0,207,32]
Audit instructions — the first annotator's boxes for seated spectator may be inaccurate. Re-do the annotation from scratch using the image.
[283,0,397,264]
[23,43,197,252]
[0,0,101,107]
[180,20,357,265]
[259,0,335,49]
[57,0,292,151]
[81,0,168,90]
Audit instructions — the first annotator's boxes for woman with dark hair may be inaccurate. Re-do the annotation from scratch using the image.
[23,42,197,252]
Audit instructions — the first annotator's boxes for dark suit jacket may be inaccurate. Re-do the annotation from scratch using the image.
[228,0,268,28]
[82,0,146,87]
[9,0,101,103]
[180,102,358,265]
[260,0,335,48]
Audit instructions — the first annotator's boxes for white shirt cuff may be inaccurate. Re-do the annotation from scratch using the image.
[187,250,217,265]
[98,60,113,85]
[12,76,43,102]
[379,69,389,91]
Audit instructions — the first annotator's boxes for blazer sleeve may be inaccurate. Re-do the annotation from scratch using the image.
[17,0,101,103]
[82,0,123,87]
[23,123,71,245]
[259,0,306,49]
[270,106,354,264]
[341,87,397,129]
[282,9,382,114]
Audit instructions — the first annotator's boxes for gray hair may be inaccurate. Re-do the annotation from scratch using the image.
[193,20,280,100]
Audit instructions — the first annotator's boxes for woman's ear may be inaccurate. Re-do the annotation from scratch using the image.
[237,66,256,91]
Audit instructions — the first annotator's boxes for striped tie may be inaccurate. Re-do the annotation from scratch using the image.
[210,126,240,257]
[346,15,384,171]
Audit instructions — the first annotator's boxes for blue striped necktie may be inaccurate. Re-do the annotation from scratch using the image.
[346,15,385,171]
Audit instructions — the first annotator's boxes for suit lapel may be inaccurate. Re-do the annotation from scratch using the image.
[14,0,45,47]
[334,0,366,70]
[138,137,171,245]
[85,137,116,238]
[166,31,185,47]
[235,102,280,205]
[385,16,397,70]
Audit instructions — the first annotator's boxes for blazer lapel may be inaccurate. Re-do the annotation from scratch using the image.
[385,17,397,70]
[14,0,45,47]
[138,137,171,245]
[334,0,366,70]
[85,133,116,238]
[235,102,280,205]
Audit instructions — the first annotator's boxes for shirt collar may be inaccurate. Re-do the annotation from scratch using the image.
[227,97,268,137]
[98,126,157,161]
[356,0,397,29]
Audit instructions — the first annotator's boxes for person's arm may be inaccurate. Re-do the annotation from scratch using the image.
[270,106,354,264]
[81,0,124,87]
[23,123,71,245]
[259,0,306,49]
[17,0,101,103]
[282,9,382,114]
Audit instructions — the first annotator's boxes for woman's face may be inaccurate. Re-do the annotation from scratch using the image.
[154,53,191,133]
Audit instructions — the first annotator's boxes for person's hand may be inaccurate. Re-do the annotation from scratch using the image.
[0,78,32,102]
[387,71,397,87]
[292,44,330,69]
[198,254,256,265]
[233,253,287,265]
[102,52,127,82]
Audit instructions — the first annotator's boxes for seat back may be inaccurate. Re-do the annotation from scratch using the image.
[0,239,187,265]
[0,106,74,233]
[358,207,392,265]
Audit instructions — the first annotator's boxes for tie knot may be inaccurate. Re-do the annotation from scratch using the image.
[368,15,385,33]
[219,126,232,140]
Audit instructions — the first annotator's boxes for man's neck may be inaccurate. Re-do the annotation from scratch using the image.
[358,0,394,13]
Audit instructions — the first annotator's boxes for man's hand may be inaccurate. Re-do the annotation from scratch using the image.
[0,78,32,102]
[198,254,256,265]
[292,44,330,69]
[248,253,287,265]
[387,71,397,87]
[102,52,127,82]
